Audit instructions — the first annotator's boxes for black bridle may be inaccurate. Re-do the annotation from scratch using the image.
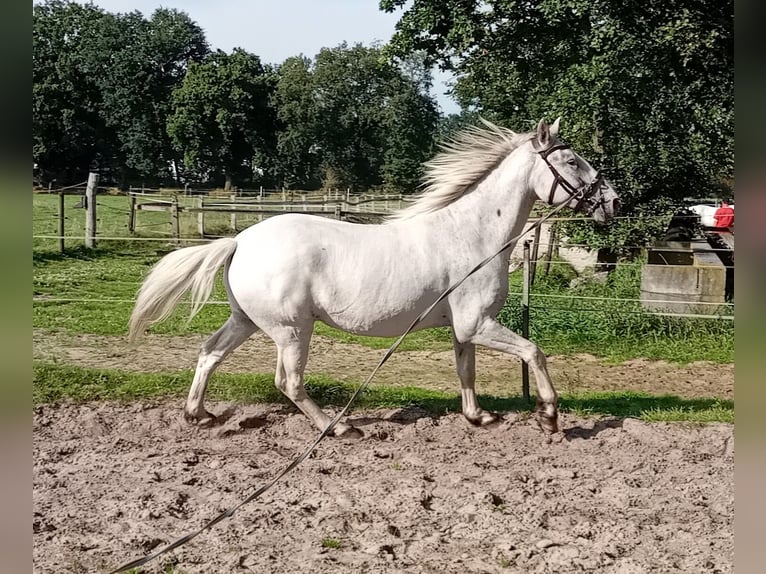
[535,142,607,215]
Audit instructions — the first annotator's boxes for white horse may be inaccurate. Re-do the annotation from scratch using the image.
[129,119,619,436]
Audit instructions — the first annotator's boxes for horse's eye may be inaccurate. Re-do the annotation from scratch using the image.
[567,158,577,166]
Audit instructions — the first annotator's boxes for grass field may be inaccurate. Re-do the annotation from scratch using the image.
[33,193,733,362]
[33,362,733,423]
[33,193,734,423]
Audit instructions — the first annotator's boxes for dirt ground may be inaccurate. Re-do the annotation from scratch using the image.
[33,331,734,573]
[33,402,733,574]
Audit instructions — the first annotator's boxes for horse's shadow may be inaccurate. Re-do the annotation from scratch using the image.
[209,405,623,441]
[562,418,624,441]
[347,405,436,428]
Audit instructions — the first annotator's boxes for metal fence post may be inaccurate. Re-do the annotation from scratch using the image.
[521,239,531,402]
[530,224,542,285]
[543,222,556,276]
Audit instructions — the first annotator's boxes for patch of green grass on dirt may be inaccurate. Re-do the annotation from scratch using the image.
[320,538,342,549]
[34,362,733,423]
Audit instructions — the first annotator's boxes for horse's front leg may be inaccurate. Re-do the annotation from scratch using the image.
[466,319,559,434]
[453,336,501,426]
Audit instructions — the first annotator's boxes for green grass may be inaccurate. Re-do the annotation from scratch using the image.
[33,193,734,362]
[33,362,733,423]
[497,257,733,363]
[321,537,342,549]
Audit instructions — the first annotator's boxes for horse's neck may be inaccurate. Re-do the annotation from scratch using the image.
[425,151,536,253]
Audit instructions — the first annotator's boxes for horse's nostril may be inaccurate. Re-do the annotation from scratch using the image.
[612,198,620,213]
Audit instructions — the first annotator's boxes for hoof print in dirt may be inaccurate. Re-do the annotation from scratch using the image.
[238,415,269,429]
[334,425,364,439]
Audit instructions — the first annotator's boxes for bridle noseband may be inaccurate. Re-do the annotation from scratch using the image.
[535,142,607,214]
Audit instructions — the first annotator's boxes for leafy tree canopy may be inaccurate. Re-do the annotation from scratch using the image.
[167,49,277,190]
[381,0,733,246]
[272,43,438,192]
[33,0,208,185]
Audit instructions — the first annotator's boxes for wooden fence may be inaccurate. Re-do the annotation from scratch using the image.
[129,191,413,242]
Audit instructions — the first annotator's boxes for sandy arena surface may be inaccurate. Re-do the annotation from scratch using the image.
[33,330,733,573]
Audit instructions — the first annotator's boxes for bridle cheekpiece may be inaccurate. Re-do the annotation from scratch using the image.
[534,141,607,215]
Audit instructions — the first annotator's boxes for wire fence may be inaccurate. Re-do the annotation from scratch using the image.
[33,189,735,323]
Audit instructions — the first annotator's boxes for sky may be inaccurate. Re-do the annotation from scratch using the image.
[76,0,460,114]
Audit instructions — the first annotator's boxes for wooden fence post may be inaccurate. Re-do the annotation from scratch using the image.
[197,196,205,237]
[171,195,180,246]
[84,172,99,249]
[128,194,136,234]
[58,190,65,253]
[521,239,531,402]
[230,193,237,231]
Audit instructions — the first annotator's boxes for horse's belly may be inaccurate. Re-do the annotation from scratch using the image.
[316,302,450,338]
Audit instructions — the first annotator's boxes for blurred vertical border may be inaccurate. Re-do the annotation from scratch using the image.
[735,1,765,572]
[1,1,30,572]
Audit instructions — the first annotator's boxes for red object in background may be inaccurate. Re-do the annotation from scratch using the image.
[713,202,734,228]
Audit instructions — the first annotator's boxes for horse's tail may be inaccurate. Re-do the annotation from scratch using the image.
[128,238,238,342]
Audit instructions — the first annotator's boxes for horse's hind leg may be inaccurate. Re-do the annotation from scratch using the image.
[453,337,501,426]
[184,313,257,425]
[273,326,361,438]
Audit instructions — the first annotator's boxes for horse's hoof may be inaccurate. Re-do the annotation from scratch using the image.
[535,399,559,434]
[466,410,502,427]
[333,423,363,439]
[536,412,559,434]
[184,409,217,427]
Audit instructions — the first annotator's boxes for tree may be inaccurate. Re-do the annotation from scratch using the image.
[309,43,395,191]
[381,0,734,245]
[273,43,439,192]
[381,75,439,190]
[33,1,209,185]
[435,109,482,143]
[33,1,113,184]
[269,44,439,192]
[167,49,277,190]
[271,56,322,189]
[94,8,208,183]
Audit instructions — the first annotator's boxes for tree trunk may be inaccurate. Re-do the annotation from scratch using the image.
[224,171,233,192]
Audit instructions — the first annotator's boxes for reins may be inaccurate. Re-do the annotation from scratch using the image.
[108,146,594,574]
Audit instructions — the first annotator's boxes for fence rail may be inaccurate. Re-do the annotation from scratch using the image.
[33,182,735,324]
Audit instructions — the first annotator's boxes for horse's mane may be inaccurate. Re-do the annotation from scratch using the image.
[386,119,534,223]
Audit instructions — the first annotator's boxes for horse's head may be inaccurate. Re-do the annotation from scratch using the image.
[529,118,619,224]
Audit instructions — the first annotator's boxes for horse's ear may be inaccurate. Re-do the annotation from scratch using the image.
[536,119,551,147]
[550,117,561,137]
